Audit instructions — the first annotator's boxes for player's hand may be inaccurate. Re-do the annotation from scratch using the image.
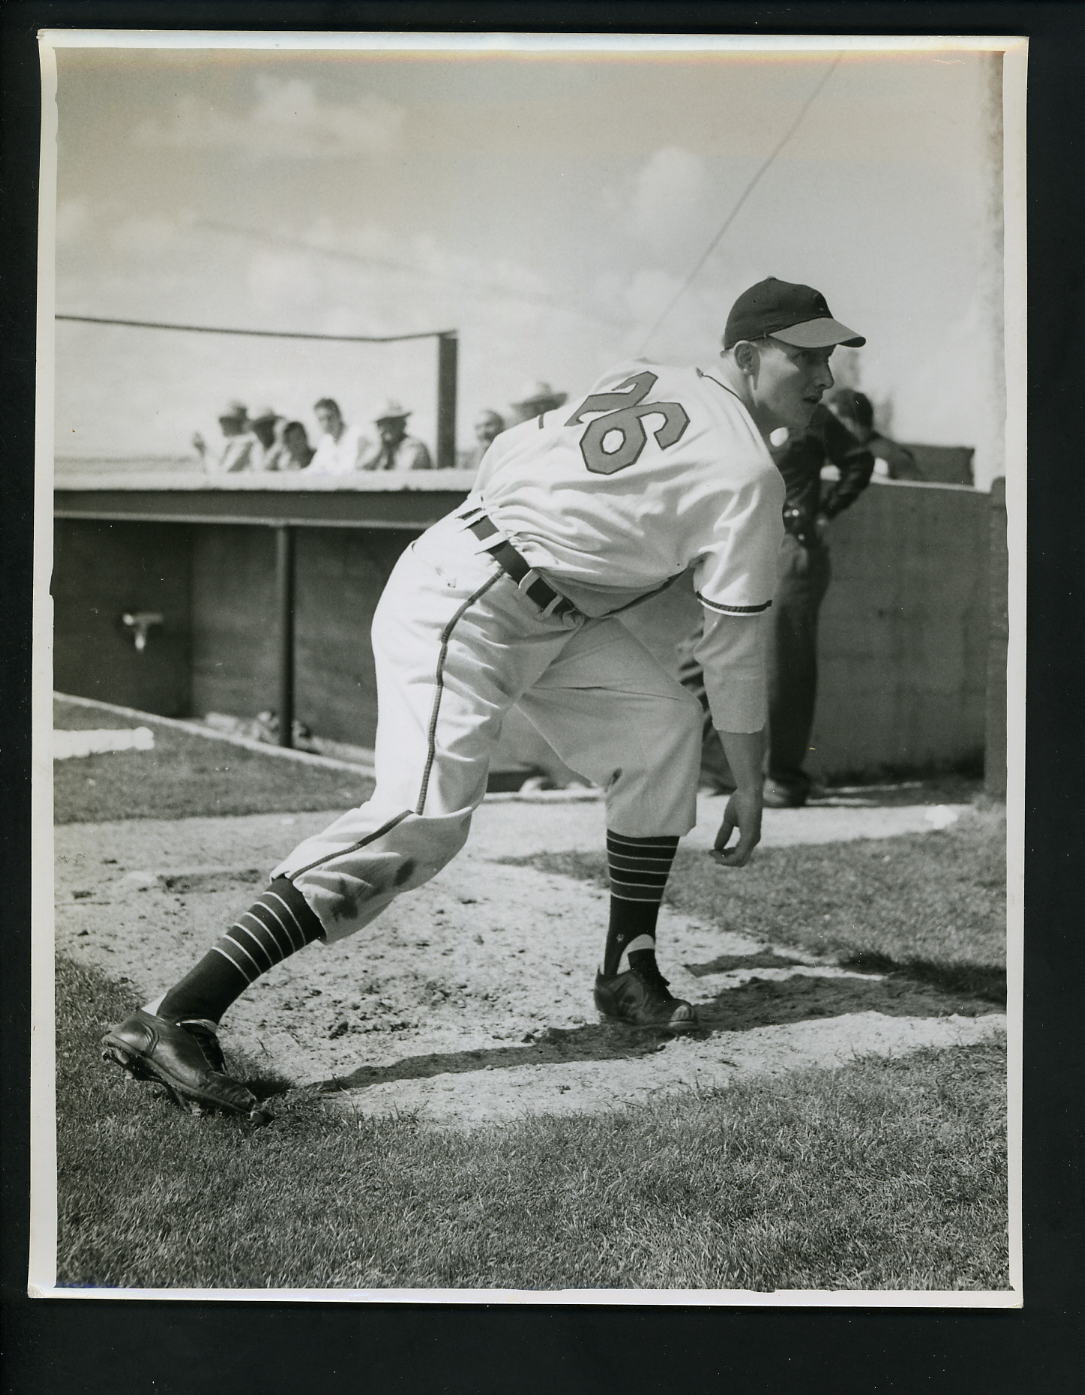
[711,787,763,867]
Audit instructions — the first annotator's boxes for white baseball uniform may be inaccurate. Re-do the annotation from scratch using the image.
[274,361,784,941]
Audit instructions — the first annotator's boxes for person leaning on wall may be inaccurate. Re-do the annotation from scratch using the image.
[305,397,370,474]
[192,400,258,474]
[679,371,903,807]
[358,399,434,470]
[827,388,922,481]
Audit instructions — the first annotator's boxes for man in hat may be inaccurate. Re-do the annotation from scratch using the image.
[509,380,567,424]
[248,406,285,471]
[102,276,865,1119]
[192,400,258,474]
[359,398,434,471]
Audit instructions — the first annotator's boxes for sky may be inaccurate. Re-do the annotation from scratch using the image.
[43,35,1017,483]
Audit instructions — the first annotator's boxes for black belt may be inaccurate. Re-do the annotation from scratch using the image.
[467,515,578,619]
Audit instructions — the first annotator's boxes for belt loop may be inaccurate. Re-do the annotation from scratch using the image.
[539,594,565,619]
[517,568,541,595]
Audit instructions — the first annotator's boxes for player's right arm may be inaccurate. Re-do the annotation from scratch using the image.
[689,461,783,868]
[692,610,768,868]
[713,731,765,867]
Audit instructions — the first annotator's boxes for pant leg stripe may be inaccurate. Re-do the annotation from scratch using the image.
[285,809,412,882]
[283,568,501,877]
[417,571,502,815]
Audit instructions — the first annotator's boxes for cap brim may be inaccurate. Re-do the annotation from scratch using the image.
[772,318,866,349]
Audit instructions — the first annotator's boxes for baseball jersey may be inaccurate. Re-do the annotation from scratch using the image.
[474,360,784,620]
[471,360,785,733]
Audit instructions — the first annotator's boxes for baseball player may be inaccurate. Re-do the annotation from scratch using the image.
[102,277,865,1118]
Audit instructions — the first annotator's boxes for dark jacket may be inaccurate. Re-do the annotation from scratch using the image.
[771,405,875,547]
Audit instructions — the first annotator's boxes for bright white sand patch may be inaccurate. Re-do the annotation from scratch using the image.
[54,728,155,759]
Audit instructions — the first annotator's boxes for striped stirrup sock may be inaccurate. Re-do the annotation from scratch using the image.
[602,832,679,977]
[155,878,325,1025]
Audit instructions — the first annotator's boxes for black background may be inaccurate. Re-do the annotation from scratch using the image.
[3,4,1082,1392]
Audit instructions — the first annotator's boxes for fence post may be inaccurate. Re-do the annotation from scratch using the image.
[275,524,296,749]
[985,477,1008,798]
[436,332,458,470]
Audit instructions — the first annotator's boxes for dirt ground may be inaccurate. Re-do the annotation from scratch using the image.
[53,789,1005,1127]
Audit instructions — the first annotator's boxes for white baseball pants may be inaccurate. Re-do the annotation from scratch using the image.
[273,509,702,941]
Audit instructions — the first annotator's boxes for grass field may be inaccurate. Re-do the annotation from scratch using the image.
[531,808,1007,1006]
[53,697,374,823]
[57,956,1007,1292]
[51,695,1011,1293]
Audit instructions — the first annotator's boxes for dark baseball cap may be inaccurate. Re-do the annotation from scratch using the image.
[724,277,866,349]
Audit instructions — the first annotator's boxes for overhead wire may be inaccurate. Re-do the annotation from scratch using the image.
[198,219,630,332]
[55,313,453,344]
[636,55,842,354]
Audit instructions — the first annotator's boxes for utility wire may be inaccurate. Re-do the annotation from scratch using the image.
[55,313,455,344]
[637,55,842,354]
[198,219,630,332]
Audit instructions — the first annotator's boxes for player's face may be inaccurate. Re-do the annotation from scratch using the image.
[751,338,835,431]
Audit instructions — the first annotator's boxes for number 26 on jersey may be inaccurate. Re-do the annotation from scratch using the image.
[564,371,690,475]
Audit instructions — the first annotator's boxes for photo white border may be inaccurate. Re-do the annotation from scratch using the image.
[30,28,1028,1309]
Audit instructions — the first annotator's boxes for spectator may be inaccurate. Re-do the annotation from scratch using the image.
[359,399,434,471]
[827,388,922,480]
[306,398,369,474]
[460,408,506,472]
[192,400,257,474]
[248,406,284,470]
[508,380,567,424]
[276,420,315,470]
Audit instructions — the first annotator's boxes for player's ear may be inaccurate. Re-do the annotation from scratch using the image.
[732,340,759,375]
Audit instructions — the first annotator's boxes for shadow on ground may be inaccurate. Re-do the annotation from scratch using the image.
[304,956,1001,1099]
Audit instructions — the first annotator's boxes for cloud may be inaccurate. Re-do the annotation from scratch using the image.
[133,76,404,161]
[629,147,709,253]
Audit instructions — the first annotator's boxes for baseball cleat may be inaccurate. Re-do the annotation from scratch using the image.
[593,961,697,1032]
[101,1009,258,1117]
[172,1017,227,1074]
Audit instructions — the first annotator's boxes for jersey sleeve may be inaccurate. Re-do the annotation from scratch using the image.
[693,609,769,733]
[691,467,784,618]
